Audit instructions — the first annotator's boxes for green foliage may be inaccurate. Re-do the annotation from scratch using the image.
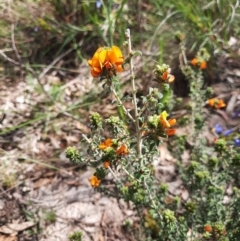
[2,173,16,188]
[69,231,82,241]
[44,210,56,223]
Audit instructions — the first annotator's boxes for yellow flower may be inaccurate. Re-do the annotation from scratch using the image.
[207,98,226,109]
[89,175,101,187]
[159,111,176,128]
[88,46,124,78]
[116,144,129,156]
[99,138,113,150]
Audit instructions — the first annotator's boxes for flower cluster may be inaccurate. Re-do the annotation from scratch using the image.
[89,138,129,187]
[190,48,210,70]
[203,223,227,238]
[88,46,124,78]
[212,123,240,147]
[154,64,175,84]
[190,58,207,69]
[147,111,176,137]
[98,138,129,155]
[89,175,101,187]
[207,98,226,109]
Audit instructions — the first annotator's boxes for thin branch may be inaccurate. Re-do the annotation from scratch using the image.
[125,29,142,156]
[0,50,19,65]
[111,87,135,122]
[108,166,121,182]
[11,24,21,62]
[39,48,74,80]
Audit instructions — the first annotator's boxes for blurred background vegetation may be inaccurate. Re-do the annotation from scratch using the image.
[1,0,239,78]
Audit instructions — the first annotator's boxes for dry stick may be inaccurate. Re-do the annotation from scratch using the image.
[125,29,142,156]
[39,47,74,80]
[11,24,21,61]
[0,50,19,65]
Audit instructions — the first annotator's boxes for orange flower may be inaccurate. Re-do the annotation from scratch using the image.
[204,225,212,233]
[99,138,113,150]
[161,71,168,81]
[207,98,226,109]
[103,161,110,169]
[159,111,176,136]
[116,144,129,156]
[161,71,175,83]
[200,61,207,69]
[88,46,124,78]
[89,175,101,187]
[191,58,198,66]
[166,129,176,136]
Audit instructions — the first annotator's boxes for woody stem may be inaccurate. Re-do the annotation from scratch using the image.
[125,29,142,157]
[111,87,135,122]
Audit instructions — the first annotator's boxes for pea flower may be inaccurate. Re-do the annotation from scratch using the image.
[103,161,110,169]
[223,129,232,136]
[161,70,175,83]
[88,46,124,78]
[204,225,212,233]
[99,138,113,150]
[116,144,129,156]
[190,58,207,69]
[234,138,240,147]
[154,64,175,84]
[214,124,223,134]
[159,111,176,136]
[89,175,101,187]
[207,98,226,109]
[200,61,207,69]
[166,129,176,136]
[190,58,198,66]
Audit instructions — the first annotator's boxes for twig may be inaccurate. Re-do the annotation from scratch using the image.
[108,166,121,182]
[39,48,74,80]
[125,29,142,156]
[82,134,91,143]
[0,50,19,65]
[11,24,21,62]
[144,181,157,209]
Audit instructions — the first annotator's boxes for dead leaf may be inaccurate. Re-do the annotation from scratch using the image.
[0,235,17,241]
[33,178,52,189]
[0,221,34,235]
